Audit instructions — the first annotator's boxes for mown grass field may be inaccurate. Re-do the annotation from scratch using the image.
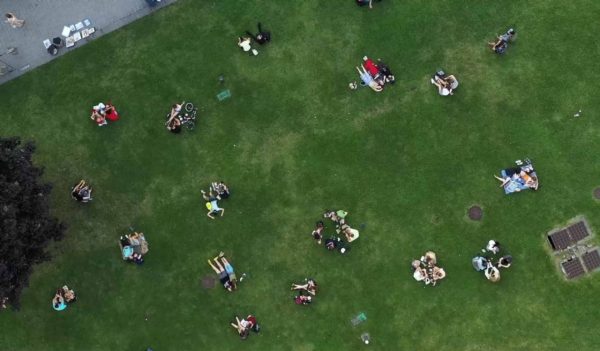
[2,1,600,350]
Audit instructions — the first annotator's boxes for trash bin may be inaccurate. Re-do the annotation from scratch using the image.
[52,37,64,48]
[146,0,160,7]
[47,44,58,56]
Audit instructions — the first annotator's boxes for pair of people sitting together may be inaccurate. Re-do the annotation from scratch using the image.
[494,159,539,194]
[52,285,76,311]
[238,22,271,56]
[472,240,512,283]
[90,102,119,126]
[354,56,395,92]
[430,70,459,96]
[165,101,186,134]
[207,252,237,292]
[201,182,230,219]
[230,315,260,339]
[120,232,149,265]
[323,209,360,242]
[71,180,93,202]
[488,28,516,54]
[411,251,447,286]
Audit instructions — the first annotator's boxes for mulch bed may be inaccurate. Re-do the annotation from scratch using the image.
[468,205,483,221]
[201,275,216,289]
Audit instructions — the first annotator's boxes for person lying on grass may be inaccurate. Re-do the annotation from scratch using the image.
[230,317,250,339]
[166,116,181,134]
[356,65,383,92]
[214,251,237,283]
[71,180,93,202]
[312,221,325,244]
[208,256,236,292]
[493,170,538,191]
[202,190,225,219]
[291,278,318,296]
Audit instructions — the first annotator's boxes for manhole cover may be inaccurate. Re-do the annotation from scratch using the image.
[593,187,600,200]
[201,275,215,289]
[468,206,483,221]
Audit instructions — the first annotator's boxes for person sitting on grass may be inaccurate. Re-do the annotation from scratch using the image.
[486,240,501,254]
[377,58,396,84]
[166,116,182,134]
[485,265,501,282]
[294,292,312,305]
[60,286,76,303]
[238,36,258,56]
[356,0,381,9]
[90,107,107,126]
[311,221,325,245]
[52,293,67,311]
[430,72,458,96]
[208,257,235,292]
[71,180,93,202]
[488,28,516,54]
[202,190,225,219]
[338,223,359,242]
[356,65,383,92]
[291,278,318,296]
[230,316,250,339]
[432,266,446,284]
[412,260,428,282]
[211,181,230,199]
[497,255,513,269]
[104,102,119,122]
[245,22,271,45]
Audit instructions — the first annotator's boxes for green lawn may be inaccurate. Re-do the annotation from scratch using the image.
[2,1,600,350]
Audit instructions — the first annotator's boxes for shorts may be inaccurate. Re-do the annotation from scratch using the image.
[225,263,234,274]
[219,271,228,283]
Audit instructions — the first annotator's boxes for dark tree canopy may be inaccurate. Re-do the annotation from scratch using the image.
[0,137,65,309]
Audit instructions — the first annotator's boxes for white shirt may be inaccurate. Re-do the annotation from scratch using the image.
[239,39,251,52]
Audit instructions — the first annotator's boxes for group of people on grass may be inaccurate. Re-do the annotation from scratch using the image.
[291,278,318,306]
[472,240,513,283]
[90,102,119,126]
[411,251,447,286]
[201,181,230,219]
[309,209,360,254]
[71,179,93,203]
[120,232,149,265]
[430,70,459,96]
[353,56,395,92]
[237,22,271,56]
[52,285,76,311]
[208,252,237,292]
[494,159,539,194]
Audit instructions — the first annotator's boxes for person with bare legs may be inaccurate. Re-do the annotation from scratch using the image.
[207,257,235,291]
[291,278,318,296]
[202,190,225,219]
[230,317,250,339]
[356,65,383,92]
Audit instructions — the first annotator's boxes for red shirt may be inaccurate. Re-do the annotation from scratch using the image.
[364,58,379,76]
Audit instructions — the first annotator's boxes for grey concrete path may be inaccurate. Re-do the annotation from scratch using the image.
[0,0,178,85]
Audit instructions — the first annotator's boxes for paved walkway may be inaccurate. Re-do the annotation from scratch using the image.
[0,0,177,85]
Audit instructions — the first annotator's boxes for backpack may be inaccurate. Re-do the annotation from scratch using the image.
[252,323,261,333]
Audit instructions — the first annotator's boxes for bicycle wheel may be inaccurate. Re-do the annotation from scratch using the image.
[185,121,195,130]
[184,102,194,112]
